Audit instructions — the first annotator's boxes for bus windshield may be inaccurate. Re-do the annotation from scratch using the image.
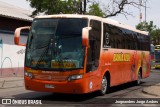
[25,18,88,71]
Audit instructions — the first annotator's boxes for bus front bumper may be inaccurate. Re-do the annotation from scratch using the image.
[24,76,88,94]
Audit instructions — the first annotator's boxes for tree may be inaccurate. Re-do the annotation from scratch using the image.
[150,29,160,45]
[26,0,81,16]
[88,3,104,17]
[136,21,156,32]
[27,0,147,18]
[91,0,148,18]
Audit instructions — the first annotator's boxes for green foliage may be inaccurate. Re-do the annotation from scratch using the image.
[136,21,156,33]
[150,29,160,45]
[88,3,105,17]
[26,0,81,16]
[151,29,160,39]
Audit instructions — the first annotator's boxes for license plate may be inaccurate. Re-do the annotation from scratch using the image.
[45,84,54,89]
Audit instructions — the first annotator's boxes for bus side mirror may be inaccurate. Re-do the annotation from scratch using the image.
[82,27,92,47]
[14,26,30,46]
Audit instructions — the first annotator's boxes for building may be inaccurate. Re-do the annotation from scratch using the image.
[0,1,32,44]
[0,1,33,77]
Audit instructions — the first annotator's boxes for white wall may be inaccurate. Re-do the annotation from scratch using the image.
[0,44,25,68]
[0,33,27,68]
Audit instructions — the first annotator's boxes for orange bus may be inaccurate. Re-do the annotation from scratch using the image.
[14,14,150,95]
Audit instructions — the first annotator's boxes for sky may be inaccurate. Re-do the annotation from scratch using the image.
[0,0,159,28]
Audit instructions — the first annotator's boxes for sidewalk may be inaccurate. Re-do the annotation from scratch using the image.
[142,68,160,97]
[0,76,24,89]
[142,83,160,97]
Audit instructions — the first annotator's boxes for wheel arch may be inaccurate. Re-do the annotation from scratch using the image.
[139,67,142,78]
[103,70,111,87]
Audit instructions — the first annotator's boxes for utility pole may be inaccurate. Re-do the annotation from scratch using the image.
[139,0,142,23]
[145,1,147,22]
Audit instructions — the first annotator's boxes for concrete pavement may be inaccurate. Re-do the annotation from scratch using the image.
[142,69,160,97]
[142,83,160,97]
[0,76,24,89]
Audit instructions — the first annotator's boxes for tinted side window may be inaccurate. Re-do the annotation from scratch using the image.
[103,23,150,51]
[103,23,124,49]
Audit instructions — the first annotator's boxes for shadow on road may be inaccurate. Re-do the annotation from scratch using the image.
[110,81,138,93]
[12,81,147,103]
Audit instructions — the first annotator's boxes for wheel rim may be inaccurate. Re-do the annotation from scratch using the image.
[137,72,141,84]
[101,76,107,94]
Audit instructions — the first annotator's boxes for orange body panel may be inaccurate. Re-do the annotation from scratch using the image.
[100,49,150,87]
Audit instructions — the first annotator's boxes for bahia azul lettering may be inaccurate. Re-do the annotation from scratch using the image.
[113,53,130,62]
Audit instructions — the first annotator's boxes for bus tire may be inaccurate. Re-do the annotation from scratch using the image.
[136,71,141,85]
[99,75,109,96]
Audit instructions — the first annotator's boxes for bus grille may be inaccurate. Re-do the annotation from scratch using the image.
[33,74,67,81]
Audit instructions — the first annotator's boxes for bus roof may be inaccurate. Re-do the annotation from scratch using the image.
[35,14,149,35]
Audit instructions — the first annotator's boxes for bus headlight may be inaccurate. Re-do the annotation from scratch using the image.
[24,71,29,76]
[24,71,33,79]
[28,73,33,79]
[68,74,83,81]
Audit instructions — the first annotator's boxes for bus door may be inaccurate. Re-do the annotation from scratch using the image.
[85,20,101,91]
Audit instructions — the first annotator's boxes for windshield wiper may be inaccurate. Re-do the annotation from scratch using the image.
[31,42,49,50]
[28,32,33,49]
[28,32,50,50]
[34,39,53,68]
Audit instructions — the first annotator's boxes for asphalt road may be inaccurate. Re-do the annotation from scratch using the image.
[0,69,160,107]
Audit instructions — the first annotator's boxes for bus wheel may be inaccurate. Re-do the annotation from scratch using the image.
[99,75,108,96]
[136,71,141,85]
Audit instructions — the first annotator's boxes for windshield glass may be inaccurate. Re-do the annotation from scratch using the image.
[25,18,88,70]
[155,50,160,62]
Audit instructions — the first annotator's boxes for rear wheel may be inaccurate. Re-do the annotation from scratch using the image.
[136,71,141,85]
[99,75,109,95]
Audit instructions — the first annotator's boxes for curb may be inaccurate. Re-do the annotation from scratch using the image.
[142,84,160,97]
[142,88,159,97]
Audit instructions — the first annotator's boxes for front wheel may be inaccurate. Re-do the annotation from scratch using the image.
[99,75,109,96]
